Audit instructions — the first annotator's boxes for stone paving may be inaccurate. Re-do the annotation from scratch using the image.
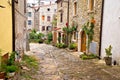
[27,43,120,80]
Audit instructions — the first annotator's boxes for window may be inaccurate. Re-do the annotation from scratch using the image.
[47,16,51,21]
[42,15,45,21]
[74,2,77,15]
[60,13,63,23]
[47,8,50,11]
[42,26,45,31]
[46,26,51,31]
[28,12,32,17]
[28,20,32,25]
[54,9,56,12]
[88,0,94,11]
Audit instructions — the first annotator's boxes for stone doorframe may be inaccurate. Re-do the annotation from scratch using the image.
[78,29,88,55]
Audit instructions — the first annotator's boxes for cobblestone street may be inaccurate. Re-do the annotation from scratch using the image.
[28,43,120,80]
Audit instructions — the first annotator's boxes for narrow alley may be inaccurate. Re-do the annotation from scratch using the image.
[25,43,120,80]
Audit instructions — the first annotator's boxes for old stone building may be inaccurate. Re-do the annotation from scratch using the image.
[14,0,29,55]
[55,0,68,44]
[68,0,103,55]
[26,3,35,31]
[26,1,40,32]
[39,2,57,35]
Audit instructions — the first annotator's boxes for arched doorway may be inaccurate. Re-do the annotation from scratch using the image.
[81,31,86,52]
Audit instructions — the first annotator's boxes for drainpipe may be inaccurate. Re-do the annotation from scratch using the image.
[99,0,104,58]
[12,0,15,51]
[67,0,69,26]
[66,0,69,45]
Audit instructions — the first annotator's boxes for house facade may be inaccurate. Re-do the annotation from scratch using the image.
[55,0,103,55]
[0,0,13,53]
[26,3,35,31]
[68,0,103,55]
[26,1,40,32]
[39,2,57,35]
[14,0,30,54]
[55,0,68,44]
[101,0,120,64]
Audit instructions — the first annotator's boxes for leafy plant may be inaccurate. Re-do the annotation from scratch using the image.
[7,51,16,66]
[6,65,18,73]
[56,43,67,48]
[105,45,112,57]
[29,29,44,43]
[80,53,97,60]
[47,32,53,42]
[82,17,95,53]
[44,40,51,44]
[68,43,77,50]
[22,55,39,69]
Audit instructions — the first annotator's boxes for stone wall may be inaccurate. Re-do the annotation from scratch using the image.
[15,0,29,54]
[69,0,103,55]
[57,0,68,31]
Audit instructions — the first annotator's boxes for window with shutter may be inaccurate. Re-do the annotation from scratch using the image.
[88,0,94,11]
[42,15,45,21]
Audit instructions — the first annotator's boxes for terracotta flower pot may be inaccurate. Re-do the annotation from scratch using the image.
[104,57,112,66]
[0,72,5,79]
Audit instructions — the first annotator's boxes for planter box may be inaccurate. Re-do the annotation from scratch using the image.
[104,57,112,66]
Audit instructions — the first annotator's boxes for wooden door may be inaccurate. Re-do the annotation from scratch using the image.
[53,32,57,44]
[81,31,86,52]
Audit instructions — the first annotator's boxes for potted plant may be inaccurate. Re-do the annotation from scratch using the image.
[104,45,112,66]
[0,49,6,79]
[6,65,18,78]
[6,51,18,78]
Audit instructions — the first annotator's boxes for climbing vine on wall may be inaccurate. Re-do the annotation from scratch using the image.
[82,17,95,53]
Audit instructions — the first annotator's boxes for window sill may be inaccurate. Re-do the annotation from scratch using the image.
[73,15,78,18]
[87,10,96,14]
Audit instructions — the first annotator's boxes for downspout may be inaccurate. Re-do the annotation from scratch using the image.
[12,0,15,51]
[99,0,104,58]
[66,0,69,45]
[67,0,69,26]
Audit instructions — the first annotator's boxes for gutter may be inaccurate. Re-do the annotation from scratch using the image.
[12,0,15,51]
[99,0,105,58]
[67,0,69,27]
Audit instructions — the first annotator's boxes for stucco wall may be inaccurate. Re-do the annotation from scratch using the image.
[0,0,12,53]
[39,4,57,34]
[27,6,34,30]
[101,0,120,63]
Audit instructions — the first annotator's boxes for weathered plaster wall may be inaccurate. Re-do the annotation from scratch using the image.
[0,0,12,53]
[101,0,120,63]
